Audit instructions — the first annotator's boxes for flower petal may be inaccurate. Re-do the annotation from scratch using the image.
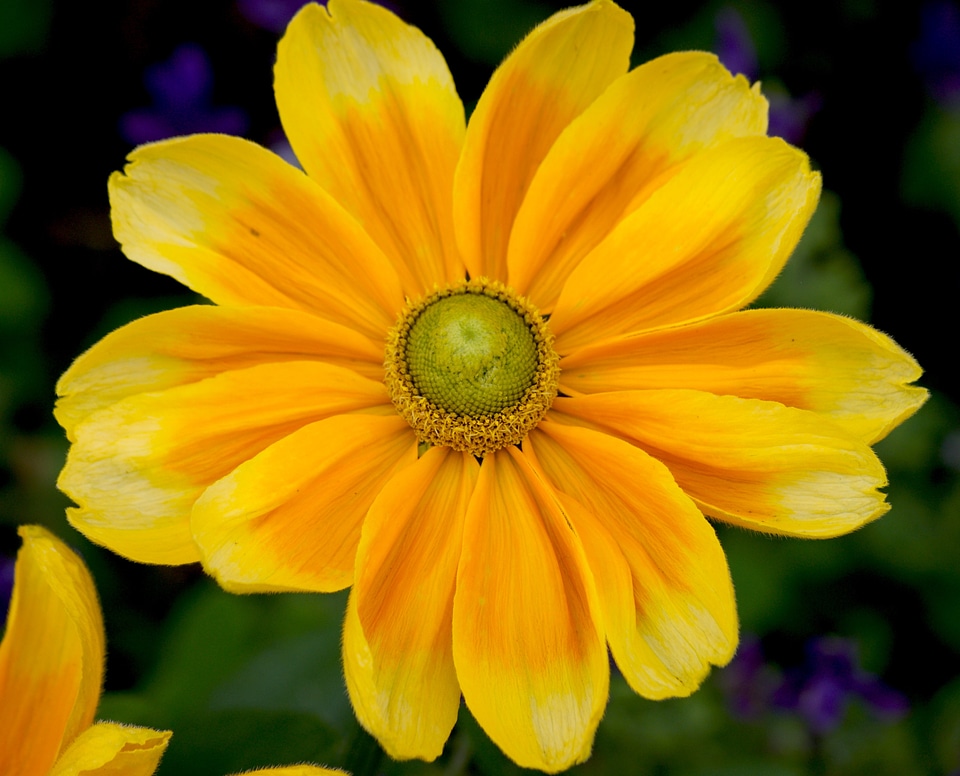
[453,0,633,282]
[230,768,347,776]
[109,134,404,339]
[49,722,171,776]
[554,391,889,537]
[526,425,737,699]
[509,52,768,310]
[276,0,466,296]
[453,447,608,773]
[55,304,385,440]
[345,447,477,760]
[0,526,104,776]
[560,309,928,444]
[60,362,389,565]
[192,415,417,592]
[550,136,821,351]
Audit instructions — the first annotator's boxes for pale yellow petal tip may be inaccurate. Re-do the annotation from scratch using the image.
[50,723,171,776]
[553,0,634,41]
[108,723,172,751]
[869,384,929,445]
[16,522,57,545]
[525,719,600,775]
[863,324,930,442]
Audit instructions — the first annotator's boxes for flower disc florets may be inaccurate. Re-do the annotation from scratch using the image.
[385,279,559,456]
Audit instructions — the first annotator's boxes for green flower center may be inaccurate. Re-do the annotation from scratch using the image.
[405,292,537,417]
[385,279,559,456]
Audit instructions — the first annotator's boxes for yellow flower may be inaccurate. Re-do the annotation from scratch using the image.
[55,0,926,771]
[0,525,347,776]
[0,525,171,775]
[232,769,346,775]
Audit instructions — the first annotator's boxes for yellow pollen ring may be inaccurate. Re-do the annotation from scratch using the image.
[385,279,560,456]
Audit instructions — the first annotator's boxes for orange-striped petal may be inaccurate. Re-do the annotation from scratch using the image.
[453,0,633,282]
[560,309,927,444]
[345,447,477,760]
[453,447,607,773]
[509,51,768,310]
[55,305,384,440]
[49,722,170,776]
[554,391,889,537]
[60,361,389,565]
[192,415,417,592]
[276,0,466,296]
[550,136,821,352]
[526,424,737,699]
[109,134,404,340]
[0,526,104,776]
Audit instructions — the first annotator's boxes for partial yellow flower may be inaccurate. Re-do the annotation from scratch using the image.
[55,0,926,772]
[228,767,347,775]
[0,525,171,776]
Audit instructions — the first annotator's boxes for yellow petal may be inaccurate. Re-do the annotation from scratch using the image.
[453,0,634,282]
[276,0,466,296]
[554,391,889,537]
[192,415,417,592]
[509,52,768,310]
[49,722,171,776]
[345,448,477,760]
[452,447,608,773]
[109,134,404,340]
[561,309,928,444]
[60,361,388,566]
[526,425,737,699]
[550,136,821,352]
[230,768,347,776]
[0,526,104,776]
[55,305,384,440]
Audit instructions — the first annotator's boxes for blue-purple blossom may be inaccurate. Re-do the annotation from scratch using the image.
[718,635,779,719]
[0,555,14,628]
[715,6,758,86]
[120,44,248,145]
[912,1,960,105]
[237,0,396,33]
[238,0,316,33]
[713,6,819,145]
[721,635,908,735]
[772,637,909,734]
[768,90,822,146]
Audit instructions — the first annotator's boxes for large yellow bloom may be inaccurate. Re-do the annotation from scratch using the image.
[0,525,171,775]
[56,0,926,771]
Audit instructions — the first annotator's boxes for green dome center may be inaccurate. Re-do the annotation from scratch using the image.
[405,292,538,417]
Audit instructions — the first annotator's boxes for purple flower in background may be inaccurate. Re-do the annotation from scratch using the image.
[768,90,822,146]
[713,6,819,145]
[0,555,14,627]
[715,6,758,84]
[719,635,780,719]
[721,635,908,736]
[772,637,909,734]
[120,44,248,145]
[912,1,960,105]
[238,0,316,33]
[238,0,395,33]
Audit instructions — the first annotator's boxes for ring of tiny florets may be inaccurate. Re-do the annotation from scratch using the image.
[384,278,559,457]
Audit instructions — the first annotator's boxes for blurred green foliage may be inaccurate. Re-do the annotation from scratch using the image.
[0,0,50,56]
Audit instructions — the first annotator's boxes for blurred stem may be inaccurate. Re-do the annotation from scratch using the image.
[443,730,472,776]
[810,733,827,776]
[344,725,384,776]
